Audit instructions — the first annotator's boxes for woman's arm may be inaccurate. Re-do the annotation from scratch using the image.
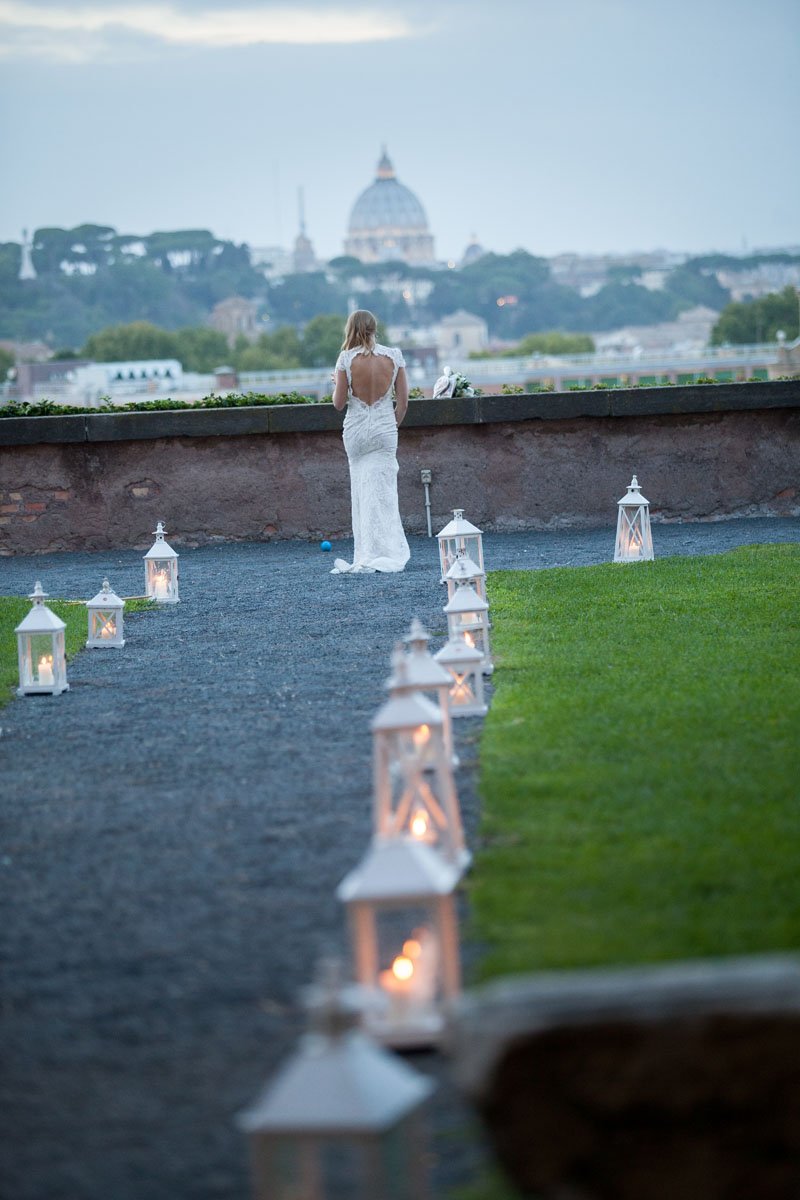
[332,369,348,411]
[394,366,409,426]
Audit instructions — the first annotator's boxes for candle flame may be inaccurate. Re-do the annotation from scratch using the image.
[403,938,422,960]
[392,954,414,981]
[464,632,475,648]
[39,655,53,667]
[410,810,428,838]
[412,724,430,748]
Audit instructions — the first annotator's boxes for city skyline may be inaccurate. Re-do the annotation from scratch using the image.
[1,0,798,262]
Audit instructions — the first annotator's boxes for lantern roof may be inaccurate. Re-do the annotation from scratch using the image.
[143,521,179,559]
[392,650,452,691]
[436,508,482,538]
[14,582,66,634]
[434,637,484,667]
[371,687,442,733]
[445,551,485,582]
[238,1026,433,1135]
[238,964,434,1135]
[618,474,649,506]
[443,579,489,614]
[86,579,125,609]
[337,835,460,903]
[403,617,430,651]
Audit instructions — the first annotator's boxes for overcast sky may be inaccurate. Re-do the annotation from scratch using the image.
[1,0,798,263]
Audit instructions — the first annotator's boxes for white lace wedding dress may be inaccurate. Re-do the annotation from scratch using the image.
[331,344,410,574]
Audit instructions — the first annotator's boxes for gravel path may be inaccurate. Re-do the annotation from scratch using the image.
[2,517,799,1200]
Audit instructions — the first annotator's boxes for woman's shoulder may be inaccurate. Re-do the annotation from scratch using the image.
[375,343,405,363]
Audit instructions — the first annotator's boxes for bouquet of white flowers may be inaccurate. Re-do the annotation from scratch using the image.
[432,366,481,398]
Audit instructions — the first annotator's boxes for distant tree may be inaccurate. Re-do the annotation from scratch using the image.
[710,286,800,345]
[300,313,347,367]
[664,263,730,311]
[31,228,74,275]
[0,346,14,377]
[233,326,303,371]
[583,282,678,330]
[513,331,595,356]
[49,347,81,360]
[0,242,22,285]
[82,321,178,362]
[267,272,346,324]
[173,327,229,372]
[606,264,642,284]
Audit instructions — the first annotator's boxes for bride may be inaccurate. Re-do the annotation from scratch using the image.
[330,310,410,574]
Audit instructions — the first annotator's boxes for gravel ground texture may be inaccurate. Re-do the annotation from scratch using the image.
[2,516,799,1200]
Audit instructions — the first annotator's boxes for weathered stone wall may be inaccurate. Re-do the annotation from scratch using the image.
[1,382,798,554]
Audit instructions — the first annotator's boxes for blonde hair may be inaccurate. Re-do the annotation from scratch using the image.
[342,309,378,353]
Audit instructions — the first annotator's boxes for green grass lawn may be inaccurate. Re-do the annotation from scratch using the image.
[469,543,800,981]
[0,592,154,709]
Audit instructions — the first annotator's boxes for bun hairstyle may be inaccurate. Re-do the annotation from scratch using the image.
[342,309,378,352]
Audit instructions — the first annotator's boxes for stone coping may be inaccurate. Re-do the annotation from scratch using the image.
[1,380,798,447]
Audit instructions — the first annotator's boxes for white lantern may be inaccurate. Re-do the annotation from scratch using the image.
[373,659,469,871]
[444,578,493,675]
[238,962,435,1200]
[143,521,179,602]
[434,637,488,719]
[614,475,654,563]
[86,579,125,648]
[401,619,457,765]
[14,581,69,696]
[337,838,461,1049]
[445,546,487,604]
[436,509,484,585]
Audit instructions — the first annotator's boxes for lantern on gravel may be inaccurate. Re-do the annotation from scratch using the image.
[434,636,488,719]
[445,546,487,604]
[86,579,125,648]
[400,619,457,765]
[238,960,435,1200]
[436,509,484,585]
[337,837,462,1049]
[144,521,179,602]
[614,475,654,563]
[444,579,493,675]
[15,581,69,696]
[374,655,468,870]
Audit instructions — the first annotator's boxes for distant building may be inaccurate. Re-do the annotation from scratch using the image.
[345,148,435,266]
[250,245,293,280]
[292,187,318,273]
[209,297,259,348]
[436,310,489,357]
[460,235,487,268]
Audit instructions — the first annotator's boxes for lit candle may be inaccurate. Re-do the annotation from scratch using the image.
[410,809,430,839]
[378,953,416,1021]
[38,655,54,686]
[153,571,169,599]
[100,621,114,639]
[412,724,430,749]
[377,929,439,1022]
[463,632,475,649]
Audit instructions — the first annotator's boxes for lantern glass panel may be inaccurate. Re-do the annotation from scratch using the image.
[374,907,442,1030]
[615,506,653,562]
[92,610,117,641]
[146,559,176,601]
[255,1127,423,1200]
[26,633,57,687]
[378,727,451,850]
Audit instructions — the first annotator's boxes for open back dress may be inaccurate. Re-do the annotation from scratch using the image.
[331,344,410,574]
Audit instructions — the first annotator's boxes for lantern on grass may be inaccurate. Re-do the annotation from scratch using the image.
[86,579,125,648]
[237,961,435,1200]
[374,655,469,871]
[436,509,484,585]
[445,547,487,604]
[337,837,461,1049]
[614,475,654,563]
[444,579,493,675]
[434,636,487,719]
[144,521,179,602]
[400,619,457,766]
[15,581,69,696]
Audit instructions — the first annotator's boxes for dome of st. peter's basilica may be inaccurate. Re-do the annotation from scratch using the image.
[344,149,435,266]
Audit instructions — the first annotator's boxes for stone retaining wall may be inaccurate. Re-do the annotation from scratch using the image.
[1,382,798,554]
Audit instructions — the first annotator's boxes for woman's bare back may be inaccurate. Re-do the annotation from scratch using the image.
[349,352,395,406]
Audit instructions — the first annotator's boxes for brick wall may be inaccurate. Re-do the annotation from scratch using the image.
[1,383,798,555]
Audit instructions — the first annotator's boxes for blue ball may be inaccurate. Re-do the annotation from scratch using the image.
[320,540,332,551]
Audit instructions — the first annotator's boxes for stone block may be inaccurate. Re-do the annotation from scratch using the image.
[451,955,800,1200]
[0,415,87,446]
[267,404,341,434]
